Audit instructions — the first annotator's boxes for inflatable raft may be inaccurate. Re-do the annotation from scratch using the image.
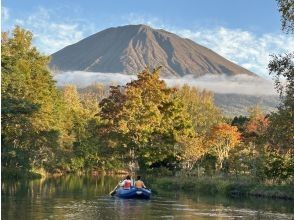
[116,187,151,199]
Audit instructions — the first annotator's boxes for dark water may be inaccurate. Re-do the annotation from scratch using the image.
[2,175,294,219]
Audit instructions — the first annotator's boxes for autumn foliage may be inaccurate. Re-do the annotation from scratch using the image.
[245,107,269,137]
[209,123,241,170]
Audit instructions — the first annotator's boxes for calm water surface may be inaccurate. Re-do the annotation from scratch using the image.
[2,175,294,219]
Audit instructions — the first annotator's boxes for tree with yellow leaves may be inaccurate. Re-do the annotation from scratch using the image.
[209,123,241,170]
[177,134,205,171]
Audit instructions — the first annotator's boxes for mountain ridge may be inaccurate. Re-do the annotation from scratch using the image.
[50,24,256,77]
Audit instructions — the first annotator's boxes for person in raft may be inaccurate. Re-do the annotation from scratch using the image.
[135,176,147,189]
[119,175,132,190]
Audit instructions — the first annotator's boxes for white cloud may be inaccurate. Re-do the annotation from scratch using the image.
[164,74,276,95]
[175,27,294,77]
[54,71,277,95]
[54,71,137,88]
[1,6,9,21]
[13,7,92,54]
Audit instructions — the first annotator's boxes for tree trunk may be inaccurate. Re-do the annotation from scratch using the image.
[216,160,223,171]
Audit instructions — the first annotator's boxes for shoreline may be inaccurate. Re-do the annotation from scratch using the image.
[148,176,294,201]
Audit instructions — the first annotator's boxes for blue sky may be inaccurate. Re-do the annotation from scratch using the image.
[2,0,293,76]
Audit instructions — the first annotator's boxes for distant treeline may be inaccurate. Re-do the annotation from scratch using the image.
[1,27,293,183]
[214,93,279,116]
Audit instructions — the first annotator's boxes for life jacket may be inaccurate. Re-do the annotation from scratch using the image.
[124,180,131,189]
[135,180,144,188]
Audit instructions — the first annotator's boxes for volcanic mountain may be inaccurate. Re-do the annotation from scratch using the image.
[50,24,256,77]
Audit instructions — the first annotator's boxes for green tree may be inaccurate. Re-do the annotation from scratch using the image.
[267,1,293,153]
[231,107,269,178]
[231,115,249,133]
[58,85,103,171]
[267,53,294,153]
[1,27,64,176]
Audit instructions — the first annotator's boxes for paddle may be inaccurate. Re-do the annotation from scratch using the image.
[109,185,118,196]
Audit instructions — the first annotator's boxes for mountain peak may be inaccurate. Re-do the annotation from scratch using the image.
[50,24,256,77]
[105,24,154,34]
[127,24,152,29]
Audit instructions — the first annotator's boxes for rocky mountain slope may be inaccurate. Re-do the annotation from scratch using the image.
[50,24,256,77]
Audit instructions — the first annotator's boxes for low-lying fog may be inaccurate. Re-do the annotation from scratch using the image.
[53,71,277,96]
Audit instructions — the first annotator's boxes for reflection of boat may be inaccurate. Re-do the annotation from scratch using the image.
[116,187,151,199]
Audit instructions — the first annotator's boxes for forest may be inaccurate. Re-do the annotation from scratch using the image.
[1,26,293,186]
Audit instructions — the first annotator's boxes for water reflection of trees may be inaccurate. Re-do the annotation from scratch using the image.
[2,175,122,197]
[1,175,121,219]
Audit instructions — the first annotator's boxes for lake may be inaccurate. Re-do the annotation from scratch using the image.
[2,175,293,219]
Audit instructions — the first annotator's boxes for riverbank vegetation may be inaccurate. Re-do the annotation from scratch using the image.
[148,176,294,200]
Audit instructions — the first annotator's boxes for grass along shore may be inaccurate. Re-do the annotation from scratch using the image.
[148,176,294,200]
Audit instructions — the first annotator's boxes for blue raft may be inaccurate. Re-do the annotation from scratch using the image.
[116,187,151,199]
